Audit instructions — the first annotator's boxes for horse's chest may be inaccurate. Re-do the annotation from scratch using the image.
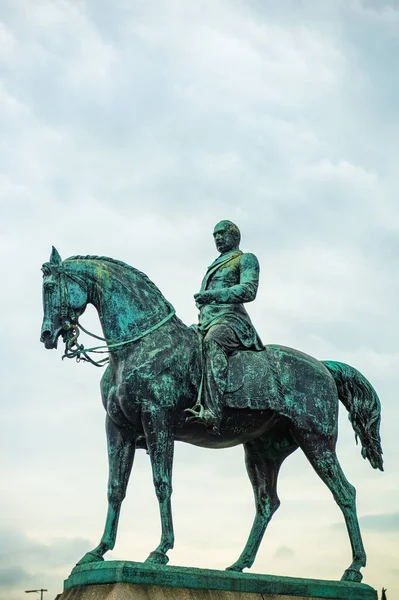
[106,353,176,420]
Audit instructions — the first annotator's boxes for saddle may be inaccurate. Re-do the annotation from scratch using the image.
[224,348,281,410]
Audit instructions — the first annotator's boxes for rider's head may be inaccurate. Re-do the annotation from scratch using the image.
[213,220,241,254]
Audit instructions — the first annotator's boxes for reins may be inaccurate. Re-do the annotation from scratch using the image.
[63,308,176,367]
[54,262,176,367]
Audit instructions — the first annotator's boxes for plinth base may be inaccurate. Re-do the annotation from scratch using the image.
[56,561,377,600]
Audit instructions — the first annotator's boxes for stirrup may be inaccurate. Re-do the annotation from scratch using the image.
[186,407,221,435]
[185,404,205,420]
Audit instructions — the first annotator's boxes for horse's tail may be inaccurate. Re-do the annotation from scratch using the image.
[322,360,383,471]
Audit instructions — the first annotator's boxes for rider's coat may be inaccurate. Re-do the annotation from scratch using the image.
[198,249,264,351]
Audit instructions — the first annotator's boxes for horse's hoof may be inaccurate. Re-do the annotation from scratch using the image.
[341,568,363,583]
[75,551,104,567]
[145,550,169,565]
[226,563,244,572]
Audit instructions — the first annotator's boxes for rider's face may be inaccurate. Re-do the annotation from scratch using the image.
[213,224,238,254]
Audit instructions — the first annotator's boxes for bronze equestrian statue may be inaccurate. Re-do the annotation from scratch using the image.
[40,230,383,584]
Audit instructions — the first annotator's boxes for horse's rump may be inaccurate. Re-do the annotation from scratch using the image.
[224,345,337,435]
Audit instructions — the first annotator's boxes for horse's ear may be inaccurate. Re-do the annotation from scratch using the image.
[50,246,62,266]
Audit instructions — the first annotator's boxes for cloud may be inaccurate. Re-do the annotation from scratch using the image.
[331,513,399,532]
[0,529,92,570]
[274,546,295,559]
[360,513,399,532]
[1,0,399,599]
[0,530,92,599]
[0,567,34,589]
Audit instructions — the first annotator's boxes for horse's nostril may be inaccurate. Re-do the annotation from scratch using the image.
[40,330,51,343]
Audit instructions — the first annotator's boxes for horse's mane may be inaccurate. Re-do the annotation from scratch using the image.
[66,255,171,306]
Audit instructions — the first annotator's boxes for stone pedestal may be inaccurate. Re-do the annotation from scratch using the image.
[55,561,377,600]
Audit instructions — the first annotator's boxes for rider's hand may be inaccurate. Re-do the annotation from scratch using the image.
[194,291,215,306]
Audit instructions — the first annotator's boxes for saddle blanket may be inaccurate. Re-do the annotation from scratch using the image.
[224,348,281,410]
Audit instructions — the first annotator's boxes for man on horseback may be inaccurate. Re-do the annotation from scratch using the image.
[187,220,264,433]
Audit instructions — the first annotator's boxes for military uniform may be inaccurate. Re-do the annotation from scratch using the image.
[196,248,264,430]
[198,249,263,350]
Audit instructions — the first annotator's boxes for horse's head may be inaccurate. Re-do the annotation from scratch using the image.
[40,247,89,349]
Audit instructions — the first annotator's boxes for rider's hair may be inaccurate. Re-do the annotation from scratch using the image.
[217,220,241,245]
[229,222,241,245]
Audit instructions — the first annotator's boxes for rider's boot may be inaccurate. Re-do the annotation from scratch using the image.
[199,338,227,434]
[201,408,221,434]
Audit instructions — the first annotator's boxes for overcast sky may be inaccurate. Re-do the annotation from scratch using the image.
[1,1,398,598]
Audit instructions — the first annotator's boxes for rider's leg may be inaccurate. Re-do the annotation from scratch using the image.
[202,324,240,432]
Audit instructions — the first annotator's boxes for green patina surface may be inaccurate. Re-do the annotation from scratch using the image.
[65,561,376,600]
[40,222,384,584]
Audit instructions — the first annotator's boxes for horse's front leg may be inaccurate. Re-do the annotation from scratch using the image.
[76,416,135,566]
[142,403,175,565]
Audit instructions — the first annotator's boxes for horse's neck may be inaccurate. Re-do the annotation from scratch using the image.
[80,259,173,343]
[152,319,202,391]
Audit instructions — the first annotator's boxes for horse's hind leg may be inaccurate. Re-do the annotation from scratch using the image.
[76,416,135,565]
[227,438,290,572]
[298,432,366,583]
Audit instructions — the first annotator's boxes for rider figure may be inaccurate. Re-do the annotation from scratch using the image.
[189,220,264,433]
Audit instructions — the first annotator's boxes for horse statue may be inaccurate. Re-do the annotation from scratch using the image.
[40,247,383,583]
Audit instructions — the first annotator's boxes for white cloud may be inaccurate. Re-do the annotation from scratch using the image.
[301,159,378,186]
[1,0,398,598]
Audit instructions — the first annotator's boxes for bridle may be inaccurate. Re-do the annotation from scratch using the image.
[42,261,176,367]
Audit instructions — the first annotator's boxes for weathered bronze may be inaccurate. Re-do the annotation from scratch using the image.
[62,560,377,599]
[187,220,263,433]
[40,241,383,584]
